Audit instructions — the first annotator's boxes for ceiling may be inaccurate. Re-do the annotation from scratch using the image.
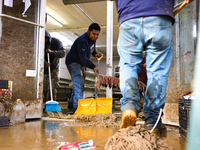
[45,0,120,57]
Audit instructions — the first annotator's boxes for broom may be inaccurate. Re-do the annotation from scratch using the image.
[45,53,62,112]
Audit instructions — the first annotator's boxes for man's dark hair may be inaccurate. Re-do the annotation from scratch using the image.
[88,23,101,31]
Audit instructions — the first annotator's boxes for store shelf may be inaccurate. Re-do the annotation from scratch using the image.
[114,65,120,77]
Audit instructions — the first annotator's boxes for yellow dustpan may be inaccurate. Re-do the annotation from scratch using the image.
[75,55,112,115]
[75,98,112,115]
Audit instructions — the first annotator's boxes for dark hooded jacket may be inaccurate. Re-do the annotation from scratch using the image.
[45,30,65,74]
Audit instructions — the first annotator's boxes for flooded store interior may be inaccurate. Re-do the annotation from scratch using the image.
[0,117,187,150]
[0,0,200,150]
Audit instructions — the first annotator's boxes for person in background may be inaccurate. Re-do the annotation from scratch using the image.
[138,55,147,110]
[68,82,74,110]
[65,23,102,113]
[115,0,194,132]
[43,30,66,103]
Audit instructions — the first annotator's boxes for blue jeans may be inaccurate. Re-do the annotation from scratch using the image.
[117,16,173,125]
[67,63,85,112]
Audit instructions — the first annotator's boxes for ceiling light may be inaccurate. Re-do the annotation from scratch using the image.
[47,13,63,27]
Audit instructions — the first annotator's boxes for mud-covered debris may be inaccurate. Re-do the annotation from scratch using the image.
[73,113,118,127]
[105,126,173,150]
[47,113,119,127]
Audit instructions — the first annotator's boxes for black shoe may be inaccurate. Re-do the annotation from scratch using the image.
[72,109,76,115]
[145,122,166,133]
[68,101,73,109]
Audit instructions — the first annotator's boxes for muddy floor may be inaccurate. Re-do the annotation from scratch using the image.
[0,113,186,150]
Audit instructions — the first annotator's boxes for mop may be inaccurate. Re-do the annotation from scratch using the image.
[45,53,62,112]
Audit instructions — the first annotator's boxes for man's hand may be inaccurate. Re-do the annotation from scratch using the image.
[93,67,99,74]
[45,62,51,69]
[95,53,102,59]
[46,49,52,53]
[185,0,194,3]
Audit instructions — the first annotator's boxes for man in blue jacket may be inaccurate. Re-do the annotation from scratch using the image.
[65,23,102,113]
[115,0,193,132]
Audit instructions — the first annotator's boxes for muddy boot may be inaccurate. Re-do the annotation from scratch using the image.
[120,109,137,129]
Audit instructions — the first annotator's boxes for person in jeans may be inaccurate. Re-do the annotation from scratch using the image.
[115,0,193,131]
[65,23,102,113]
[44,30,65,103]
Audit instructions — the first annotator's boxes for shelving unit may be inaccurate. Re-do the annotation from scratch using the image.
[112,87,122,111]
[84,70,106,99]
[56,78,71,102]
[114,65,120,77]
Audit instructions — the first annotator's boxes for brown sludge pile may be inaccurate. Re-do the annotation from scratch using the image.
[48,113,119,127]
[73,113,119,127]
[105,126,173,150]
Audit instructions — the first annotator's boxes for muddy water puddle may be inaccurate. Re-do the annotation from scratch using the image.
[0,119,118,150]
[0,119,186,150]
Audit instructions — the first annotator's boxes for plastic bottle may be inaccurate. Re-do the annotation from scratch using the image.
[10,99,26,124]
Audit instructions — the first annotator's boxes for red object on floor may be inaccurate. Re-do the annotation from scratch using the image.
[59,139,96,150]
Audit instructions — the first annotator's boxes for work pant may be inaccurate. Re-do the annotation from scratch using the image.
[117,16,173,126]
[43,69,59,102]
[68,88,74,109]
[67,63,85,112]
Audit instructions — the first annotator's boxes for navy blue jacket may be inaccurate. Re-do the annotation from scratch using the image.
[115,0,175,25]
[65,32,97,69]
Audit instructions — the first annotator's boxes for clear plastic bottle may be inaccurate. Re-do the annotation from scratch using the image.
[10,99,26,124]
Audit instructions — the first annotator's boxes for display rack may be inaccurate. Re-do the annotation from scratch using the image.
[84,70,106,99]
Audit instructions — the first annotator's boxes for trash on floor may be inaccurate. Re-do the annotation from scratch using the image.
[10,99,26,124]
[59,139,95,150]
[182,91,194,99]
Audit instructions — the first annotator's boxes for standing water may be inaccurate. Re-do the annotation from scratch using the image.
[0,118,187,150]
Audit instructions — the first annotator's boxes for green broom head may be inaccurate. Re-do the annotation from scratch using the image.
[45,101,62,111]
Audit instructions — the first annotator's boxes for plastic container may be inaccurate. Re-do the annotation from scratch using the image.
[10,99,26,124]
[179,98,191,139]
[0,116,9,126]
